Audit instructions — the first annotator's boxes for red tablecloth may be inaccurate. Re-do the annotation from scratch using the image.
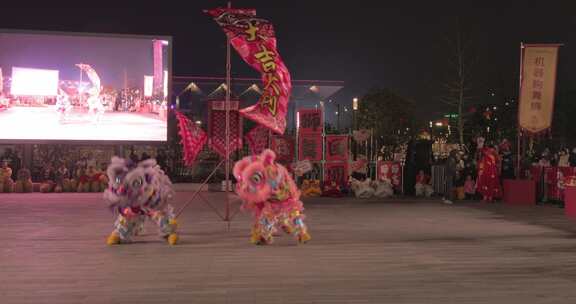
[564,186,576,218]
[503,179,536,205]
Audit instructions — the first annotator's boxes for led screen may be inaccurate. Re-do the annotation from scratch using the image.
[11,67,59,96]
[0,31,171,141]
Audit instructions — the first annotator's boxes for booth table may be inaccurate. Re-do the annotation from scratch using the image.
[502,179,536,206]
[564,186,576,218]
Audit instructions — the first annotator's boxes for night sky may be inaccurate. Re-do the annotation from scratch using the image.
[1,3,575,121]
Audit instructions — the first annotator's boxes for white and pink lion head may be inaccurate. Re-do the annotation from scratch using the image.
[103,157,174,210]
[233,149,299,204]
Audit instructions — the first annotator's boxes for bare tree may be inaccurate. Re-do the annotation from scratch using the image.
[440,19,477,146]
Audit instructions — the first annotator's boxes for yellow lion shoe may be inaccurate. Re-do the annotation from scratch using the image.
[298,232,311,244]
[281,224,294,235]
[167,233,179,246]
[106,232,120,245]
[250,231,261,244]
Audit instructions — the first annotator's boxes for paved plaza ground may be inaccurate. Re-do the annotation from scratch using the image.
[2,193,576,303]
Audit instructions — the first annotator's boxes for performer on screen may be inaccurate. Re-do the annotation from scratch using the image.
[76,63,104,123]
[55,89,72,122]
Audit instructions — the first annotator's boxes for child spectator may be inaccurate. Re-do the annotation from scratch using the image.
[464,175,476,200]
[454,171,466,200]
[415,170,433,197]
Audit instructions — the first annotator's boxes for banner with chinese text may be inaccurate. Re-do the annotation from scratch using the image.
[519,44,560,135]
[270,135,294,163]
[206,8,292,135]
[325,135,348,162]
[175,111,208,166]
[298,134,323,161]
[245,125,270,155]
[298,108,323,134]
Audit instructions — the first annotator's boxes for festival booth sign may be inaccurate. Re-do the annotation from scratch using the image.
[324,162,348,186]
[325,135,349,162]
[298,134,323,162]
[208,100,243,158]
[377,161,403,191]
[245,125,270,155]
[518,44,560,135]
[175,111,208,166]
[298,108,323,135]
[270,135,294,163]
[206,8,292,135]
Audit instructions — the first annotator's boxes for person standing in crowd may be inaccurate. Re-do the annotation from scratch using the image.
[558,148,570,167]
[0,160,14,193]
[156,149,167,170]
[477,145,502,202]
[140,151,151,161]
[500,149,515,179]
[129,147,139,164]
[569,148,576,167]
[443,150,458,204]
[464,175,476,200]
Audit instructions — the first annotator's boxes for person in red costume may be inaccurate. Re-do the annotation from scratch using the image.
[476,145,502,202]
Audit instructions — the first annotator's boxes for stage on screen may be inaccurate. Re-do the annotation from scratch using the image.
[0,30,171,142]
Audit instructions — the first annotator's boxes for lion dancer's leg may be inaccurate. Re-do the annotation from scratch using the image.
[88,96,104,124]
[290,210,311,244]
[107,208,145,245]
[277,211,294,235]
[95,99,104,123]
[149,206,178,245]
[252,207,277,245]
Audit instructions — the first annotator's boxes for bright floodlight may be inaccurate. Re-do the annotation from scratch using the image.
[11,67,59,96]
[144,75,153,97]
[163,70,168,98]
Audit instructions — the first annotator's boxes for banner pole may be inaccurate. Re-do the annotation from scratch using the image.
[516,42,524,179]
[224,0,232,224]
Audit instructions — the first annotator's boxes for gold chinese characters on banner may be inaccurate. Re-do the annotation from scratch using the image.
[519,44,560,134]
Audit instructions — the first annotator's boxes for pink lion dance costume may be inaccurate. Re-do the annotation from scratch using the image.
[103,157,178,245]
[234,149,311,245]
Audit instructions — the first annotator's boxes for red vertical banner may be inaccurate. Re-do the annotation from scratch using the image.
[208,100,243,158]
[152,40,164,95]
[270,135,294,163]
[175,111,208,166]
[298,109,323,134]
[325,135,348,162]
[377,161,403,191]
[245,125,270,155]
[324,162,348,186]
[206,8,291,135]
[299,134,323,161]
